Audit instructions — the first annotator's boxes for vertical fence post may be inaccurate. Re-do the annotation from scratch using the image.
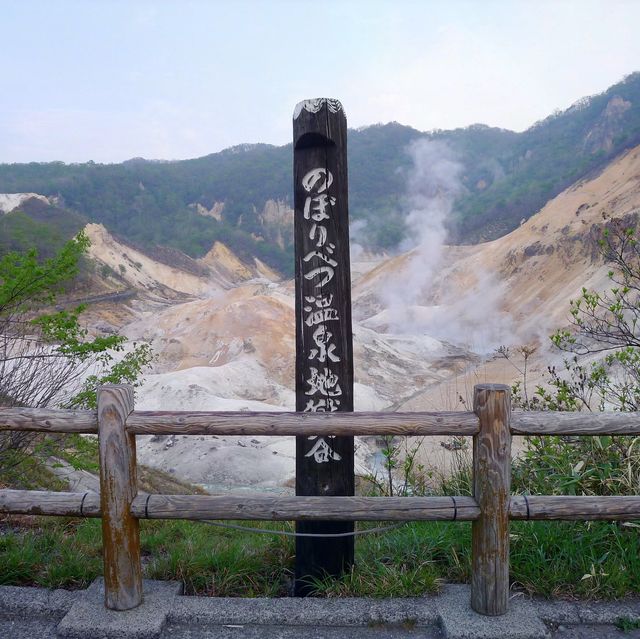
[471,383,511,616]
[97,384,142,611]
[293,98,355,595]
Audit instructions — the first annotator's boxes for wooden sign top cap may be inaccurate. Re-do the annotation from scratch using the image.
[293,98,345,120]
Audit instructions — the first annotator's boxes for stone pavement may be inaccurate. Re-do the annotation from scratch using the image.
[0,579,639,639]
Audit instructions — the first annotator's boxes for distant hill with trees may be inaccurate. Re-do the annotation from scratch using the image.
[1,72,639,275]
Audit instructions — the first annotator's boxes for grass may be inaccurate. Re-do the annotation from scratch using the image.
[509,520,640,598]
[0,516,103,589]
[310,519,640,599]
[615,616,640,632]
[2,514,639,598]
[0,433,639,598]
[141,519,293,596]
[0,516,294,595]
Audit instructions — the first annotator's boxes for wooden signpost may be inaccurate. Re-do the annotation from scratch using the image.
[293,98,354,595]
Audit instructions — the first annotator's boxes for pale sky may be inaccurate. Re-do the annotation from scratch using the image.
[2,0,639,163]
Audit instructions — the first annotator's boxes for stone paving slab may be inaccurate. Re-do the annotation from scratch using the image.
[163,624,444,638]
[1,579,640,639]
[533,600,581,626]
[576,600,640,624]
[0,616,60,639]
[0,584,80,619]
[169,596,439,627]
[550,624,640,638]
[437,585,550,639]
[56,578,182,639]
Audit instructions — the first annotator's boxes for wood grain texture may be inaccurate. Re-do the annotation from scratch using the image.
[4,406,640,437]
[471,384,512,616]
[510,495,640,520]
[0,489,101,517]
[0,408,97,433]
[3,489,637,523]
[98,385,142,611]
[294,97,354,592]
[511,410,640,435]
[126,410,478,436]
[130,494,480,521]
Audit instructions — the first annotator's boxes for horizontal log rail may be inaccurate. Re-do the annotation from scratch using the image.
[130,494,480,521]
[510,410,640,435]
[4,407,640,437]
[1,384,639,617]
[126,410,479,436]
[0,490,479,521]
[0,408,478,436]
[4,489,639,523]
[0,407,98,433]
[0,489,102,517]
[509,495,640,520]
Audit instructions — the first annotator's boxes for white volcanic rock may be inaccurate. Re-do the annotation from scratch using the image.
[193,201,224,221]
[134,363,378,491]
[85,223,216,298]
[0,192,53,213]
[136,360,294,411]
[85,223,272,301]
[133,361,295,491]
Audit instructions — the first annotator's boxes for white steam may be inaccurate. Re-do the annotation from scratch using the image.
[382,140,461,316]
[380,139,515,354]
[349,218,367,262]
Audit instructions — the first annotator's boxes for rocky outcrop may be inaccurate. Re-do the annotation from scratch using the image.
[0,193,56,214]
[198,241,255,284]
[85,223,221,299]
[584,95,632,154]
[259,199,293,249]
[192,201,224,221]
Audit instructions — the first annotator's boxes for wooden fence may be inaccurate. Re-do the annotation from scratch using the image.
[1,383,640,616]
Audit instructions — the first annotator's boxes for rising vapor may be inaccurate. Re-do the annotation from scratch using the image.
[380,139,515,354]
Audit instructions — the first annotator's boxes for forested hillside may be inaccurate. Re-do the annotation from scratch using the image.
[1,72,639,273]
[453,73,640,241]
[0,197,86,258]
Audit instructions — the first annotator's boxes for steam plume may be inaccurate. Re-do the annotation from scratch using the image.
[381,139,514,354]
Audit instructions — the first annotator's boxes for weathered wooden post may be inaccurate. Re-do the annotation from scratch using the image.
[471,383,511,615]
[97,384,142,610]
[293,98,354,595]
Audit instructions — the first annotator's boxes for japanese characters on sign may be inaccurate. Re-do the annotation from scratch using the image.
[293,97,354,591]
[300,167,343,463]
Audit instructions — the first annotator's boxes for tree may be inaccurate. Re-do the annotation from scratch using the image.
[499,215,640,412]
[503,217,640,499]
[0,231,152,474]
[545,216,640,411]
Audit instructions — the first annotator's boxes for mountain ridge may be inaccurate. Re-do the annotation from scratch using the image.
[1,72,639,274]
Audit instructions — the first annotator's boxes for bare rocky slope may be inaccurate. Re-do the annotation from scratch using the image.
[350,145,640,397]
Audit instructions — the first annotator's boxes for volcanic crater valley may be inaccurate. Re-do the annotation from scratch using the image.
[15,145,640,492]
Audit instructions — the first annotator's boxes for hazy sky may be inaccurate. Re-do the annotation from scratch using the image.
[2,0,639,163]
